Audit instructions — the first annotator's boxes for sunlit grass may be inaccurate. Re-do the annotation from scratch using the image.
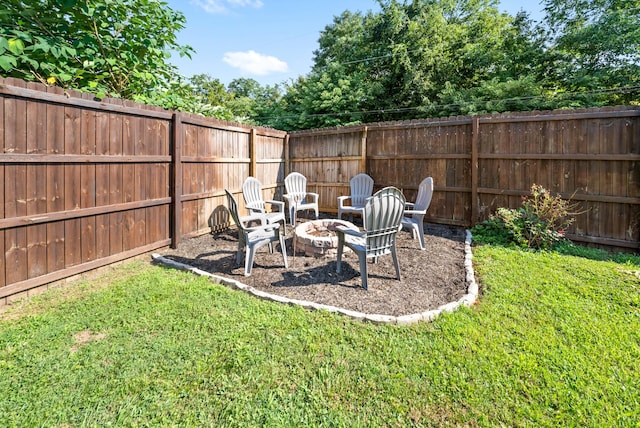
[0,246,638,426]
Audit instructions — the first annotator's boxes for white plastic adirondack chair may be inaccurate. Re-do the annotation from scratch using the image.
[337,173,374,221]
[226,189,288,276]
[402,177,434,250]
[336,187,405,290]
[283,172,319,226]
[242,176,287,234]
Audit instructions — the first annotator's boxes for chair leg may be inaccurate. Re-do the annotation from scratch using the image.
[314,206,319,219]
[245,246,256,276]
[357,252,369,290]
[391,246,401,281]
[236,244,244,265]
[237,233,247,265]
[279,235,289,268]
[336,234,345,273]
[417,222,426,250]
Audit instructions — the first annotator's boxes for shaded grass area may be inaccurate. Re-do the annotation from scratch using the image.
[1,247,639,427]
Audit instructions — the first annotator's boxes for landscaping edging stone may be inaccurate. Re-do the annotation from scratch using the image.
[151,230,477,325]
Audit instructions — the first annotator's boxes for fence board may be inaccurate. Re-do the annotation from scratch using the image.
[80,108,96,263]
[95,110,110,259]
[64,106,81,267]
[26,86,47,278]
[121,112,136,251]
[45,87,65,273]
[5,81,28,284]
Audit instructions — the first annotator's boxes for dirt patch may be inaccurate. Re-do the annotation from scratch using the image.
[71,329,107,353]
[157,214,469,317]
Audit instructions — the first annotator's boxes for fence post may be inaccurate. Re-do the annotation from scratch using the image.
[284,133,290,177]
[361,125,368,173]
[250,128,257,177]
[171,112,183,248]
[471,116,479,226]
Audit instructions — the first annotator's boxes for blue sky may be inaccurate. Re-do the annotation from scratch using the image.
[165,0,545,87]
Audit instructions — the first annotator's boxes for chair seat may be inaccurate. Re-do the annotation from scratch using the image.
[295,200,318,211]
[263,211,286,226]
[247,227,280,244]
[340,203,365,211]
[401,216,419,225]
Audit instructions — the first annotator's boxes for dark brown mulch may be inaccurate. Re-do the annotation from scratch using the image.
[156,214,469,317]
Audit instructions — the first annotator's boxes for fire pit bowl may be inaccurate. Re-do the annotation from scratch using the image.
[293,219,359,258]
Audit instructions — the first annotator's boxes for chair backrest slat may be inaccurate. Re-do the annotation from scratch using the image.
[284,172,307,203]
[414,177,434,212]
[225,190,245,231]
[242,177,266,212]
[350,173,374,207]
[363,187,405,257]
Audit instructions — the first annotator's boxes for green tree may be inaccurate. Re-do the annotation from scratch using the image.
[226,78,285,126]
[0,0,195,107]
[281,0,529,128]
[542,0,640,105]
[276,0,639,129]
[190,74,232,106]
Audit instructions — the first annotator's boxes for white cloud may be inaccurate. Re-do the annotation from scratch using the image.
[190,0,263,14]
[223,50,289,76]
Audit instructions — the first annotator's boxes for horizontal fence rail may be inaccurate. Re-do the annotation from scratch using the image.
[1,76,639,303]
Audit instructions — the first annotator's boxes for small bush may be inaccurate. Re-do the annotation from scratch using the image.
[472,184,580,249]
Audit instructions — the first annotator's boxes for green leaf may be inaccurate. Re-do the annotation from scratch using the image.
[0,37,8,53]
[7,38,25,55]
[0,55,17,71]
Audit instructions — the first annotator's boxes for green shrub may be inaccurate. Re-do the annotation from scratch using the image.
[472,184,579,249]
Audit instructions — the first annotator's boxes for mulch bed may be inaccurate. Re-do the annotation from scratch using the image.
[156,214,470,317]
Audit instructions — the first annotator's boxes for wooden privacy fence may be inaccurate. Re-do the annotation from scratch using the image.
[0,77,286,303]
[1,76,639,303]
[288,107,640,250]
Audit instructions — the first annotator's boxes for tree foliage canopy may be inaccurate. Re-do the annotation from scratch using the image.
[1,0,638,130]
[0,0,189,96]
[0,0,219,114]
[271,0,640,130]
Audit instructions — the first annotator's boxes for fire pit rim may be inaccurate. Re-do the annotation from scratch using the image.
[293,218,359,257]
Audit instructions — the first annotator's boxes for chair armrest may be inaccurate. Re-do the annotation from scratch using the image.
[337,195,351,207]
[307,192,319,202]
[405,202,416,209]
[404,209,426,216]
[335,225,365,238]
[265,200,285,212]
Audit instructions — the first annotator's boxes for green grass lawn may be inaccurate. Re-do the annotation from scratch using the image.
[1,243,639,427]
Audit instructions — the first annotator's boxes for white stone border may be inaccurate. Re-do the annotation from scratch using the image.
[151,230,478,325]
